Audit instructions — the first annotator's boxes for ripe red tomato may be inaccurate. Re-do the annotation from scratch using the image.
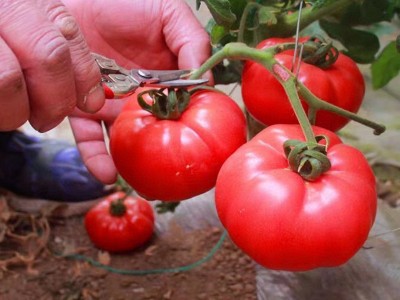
[85,192,154,252]
[110,89,247,201]
[241,37,365,132]
[215,124,377,271]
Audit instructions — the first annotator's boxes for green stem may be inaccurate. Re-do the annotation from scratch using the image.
[237,2,263,44]
[298,84,385,135]
[288,0,352,26]
[189,85,224,95]
[308,107,317,125]
[190,42,385,136]
[278,76,317,144]
[265,0,355,38]
[193,42,316,143]
[191,43,263,79]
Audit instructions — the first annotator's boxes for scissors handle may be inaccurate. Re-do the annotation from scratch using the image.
[93,53,141,99]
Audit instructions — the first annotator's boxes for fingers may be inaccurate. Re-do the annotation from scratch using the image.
[0,37,29,131]
[69,114,118,184]
[162,0,212,73]
[44,0,105,113]
[0,0,104,132]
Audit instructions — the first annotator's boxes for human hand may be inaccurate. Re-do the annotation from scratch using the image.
[0,0,105,132]
[65,0,211,184]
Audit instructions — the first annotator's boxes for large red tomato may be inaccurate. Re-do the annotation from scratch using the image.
[215,124,377,271]
[85,192,154,253]
[241,37,365,132]
[110,89,247,201]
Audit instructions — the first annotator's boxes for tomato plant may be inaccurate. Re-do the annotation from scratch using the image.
[110,89,247,201]
[85,192,154,252]
[201,0,399,89]
[241,37,366,132]
[215,124,377,271]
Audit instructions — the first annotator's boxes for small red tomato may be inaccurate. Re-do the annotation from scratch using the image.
[85,192,154,252]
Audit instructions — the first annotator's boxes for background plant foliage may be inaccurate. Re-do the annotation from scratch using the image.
[196,0,400,89]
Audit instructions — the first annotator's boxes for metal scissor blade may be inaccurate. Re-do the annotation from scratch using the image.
[129,69,192,83]
[129,68,208,88]
[148,78,209,88]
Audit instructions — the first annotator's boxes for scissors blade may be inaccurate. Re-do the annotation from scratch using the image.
[130,69,190,82]
[148,78,209,88]
[129,69,208,87]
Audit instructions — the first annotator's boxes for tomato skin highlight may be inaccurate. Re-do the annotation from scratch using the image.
[110,90,247,201]
[241,37,365,132]
[215,124,377,271]
[84,192,154,253]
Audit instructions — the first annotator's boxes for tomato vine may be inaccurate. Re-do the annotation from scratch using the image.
[190,40,386,136]
[197,0,400,88]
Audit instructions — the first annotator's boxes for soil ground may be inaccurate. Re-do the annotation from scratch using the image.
[0,200,257,300]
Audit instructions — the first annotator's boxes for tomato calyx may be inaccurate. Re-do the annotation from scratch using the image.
[109,198,127,216]
[284,135,331,181]
[301,37,339,69]
[274,36,339,69]
[138,88,191,120]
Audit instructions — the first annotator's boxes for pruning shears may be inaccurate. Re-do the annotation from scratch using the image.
[92,53,208,99]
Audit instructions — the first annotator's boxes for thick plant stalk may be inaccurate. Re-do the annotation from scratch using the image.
[190,42,386,137]
[264,0,355,38]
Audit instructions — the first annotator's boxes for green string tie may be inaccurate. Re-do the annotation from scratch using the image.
[57,230,227,276]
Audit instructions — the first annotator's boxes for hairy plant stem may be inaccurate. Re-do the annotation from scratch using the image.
[190,42,386,141]
[236,0,355,42]
[298,84,385,135]
[281,76,317,144]
[265,0,355,38]
[237,1,264,44]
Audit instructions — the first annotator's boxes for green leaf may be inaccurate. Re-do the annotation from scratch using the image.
[258,6,278,25]
[320,19,380,64]
[197,0,236,27]
[340,0,399,25]
[210,24,230,45]
[371,41,400,89]
[206,19,236,47]
[397,35,400,52]
[310,0,336,9]
[228,0,247,29]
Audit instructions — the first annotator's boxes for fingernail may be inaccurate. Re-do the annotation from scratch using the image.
[82,83,105,113]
